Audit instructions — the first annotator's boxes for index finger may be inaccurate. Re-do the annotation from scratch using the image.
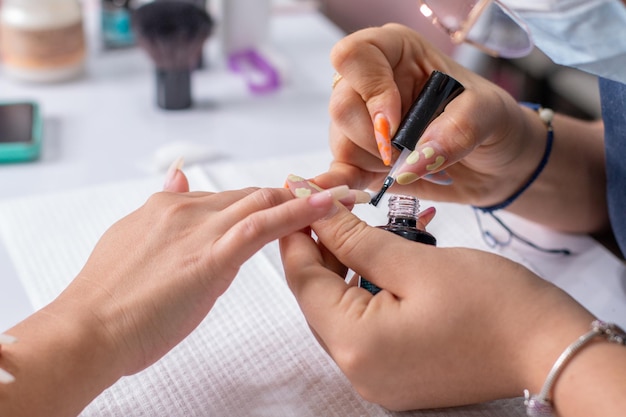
[331,26,404,133]
[211,188,337,274]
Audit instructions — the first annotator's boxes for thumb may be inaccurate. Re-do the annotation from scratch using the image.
[309,204,420,297]
[163,158,190,192]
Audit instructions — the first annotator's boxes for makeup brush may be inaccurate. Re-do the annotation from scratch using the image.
[154,0,209,69]
[132,1,213,110]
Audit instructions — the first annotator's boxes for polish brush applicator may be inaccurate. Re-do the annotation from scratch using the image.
[132,1,213,110]
[370,71,465,206]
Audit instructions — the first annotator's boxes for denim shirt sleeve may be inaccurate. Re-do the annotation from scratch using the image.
[599,77,626,258]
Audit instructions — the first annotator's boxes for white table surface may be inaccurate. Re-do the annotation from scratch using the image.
[0,9,344,331]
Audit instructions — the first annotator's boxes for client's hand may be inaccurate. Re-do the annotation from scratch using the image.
[279,201,593,411]
[0,165,344,417]
[60,173,342,377]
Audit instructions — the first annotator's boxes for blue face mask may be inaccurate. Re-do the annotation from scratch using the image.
[504,0,626,84]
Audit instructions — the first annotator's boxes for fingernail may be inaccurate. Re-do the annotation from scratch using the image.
[0,334,17,345]
[286,174,324,198]
[287,174,306,183]
[0,368,15,384]
[350,189,373,204]
[426,155,446,172]
[374,114,393,166]
[396,170,453,186]
[394,143,448,185]
[294,187,312,198]
[396,172,420,185]
[308,185,349,206]
[418,206,436,219]
[308,185,350,218]
[286,174,369,207]
[417,206,437,227]
[337,189,372,206]
[424,170,453,185]
[163,157,184,190]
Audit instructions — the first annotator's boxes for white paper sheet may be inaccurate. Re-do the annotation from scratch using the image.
[1,154,624,416]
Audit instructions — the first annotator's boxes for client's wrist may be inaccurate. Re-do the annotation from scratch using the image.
[0,297,123,416]
[44,290,125,386]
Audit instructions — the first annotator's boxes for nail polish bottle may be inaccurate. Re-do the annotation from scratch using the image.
[358,194,436,295]
[102,0,136,49]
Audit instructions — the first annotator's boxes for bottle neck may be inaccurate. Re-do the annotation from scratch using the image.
[386,195,420,229]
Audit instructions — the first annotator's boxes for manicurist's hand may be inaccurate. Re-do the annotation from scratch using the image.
[279,201,618,413]
[317,24,607,232]
[317,24,529,202]
[0,164,345,417]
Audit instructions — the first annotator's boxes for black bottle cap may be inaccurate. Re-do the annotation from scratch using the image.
[156,69,192,110]
[392,71,464,151]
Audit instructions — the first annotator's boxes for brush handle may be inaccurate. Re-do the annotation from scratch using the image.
[156,69,192,110]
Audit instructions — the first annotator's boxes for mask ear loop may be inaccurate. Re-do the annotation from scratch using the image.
[473,208,572,255]
[472,102,571,256]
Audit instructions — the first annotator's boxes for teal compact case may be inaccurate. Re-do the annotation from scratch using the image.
[0,101,43,163]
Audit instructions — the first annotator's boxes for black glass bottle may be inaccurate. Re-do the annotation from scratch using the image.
[358,195,437,295]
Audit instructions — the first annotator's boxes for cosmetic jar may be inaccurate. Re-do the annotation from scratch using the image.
[0,0,86,82]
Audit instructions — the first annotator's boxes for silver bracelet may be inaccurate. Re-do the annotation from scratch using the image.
[524,320,626,417]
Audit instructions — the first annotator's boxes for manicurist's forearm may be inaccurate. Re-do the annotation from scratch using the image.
[507,108,608,233]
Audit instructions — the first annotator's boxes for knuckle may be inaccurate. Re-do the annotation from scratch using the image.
[250,188,288,210]
[329,35,359,69]
[328,92,357,127]
[144,191,170,208]
[320,217,370,259]
[239,186,261,196]
[235,214,267,242]
[144,192,190,221]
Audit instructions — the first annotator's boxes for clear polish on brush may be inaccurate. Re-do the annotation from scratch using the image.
[369,71,465,206]
[370,147,413,206]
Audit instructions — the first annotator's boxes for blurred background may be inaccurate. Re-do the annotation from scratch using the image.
[0,0,601,119]
[319,0,601,120]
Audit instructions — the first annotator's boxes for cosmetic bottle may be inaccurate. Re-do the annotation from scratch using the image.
[0,0,86,83]
[220,0,269,56]
[359,194,437,295]
[101,0,135,49]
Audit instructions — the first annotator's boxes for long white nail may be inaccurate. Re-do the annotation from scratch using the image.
[307,185,349,208]
[0,334,17,345]
[0,368,15,384]
[163,157,185,189]
[351,190,372,204]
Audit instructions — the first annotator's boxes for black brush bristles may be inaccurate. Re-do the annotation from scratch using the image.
[133,1,213,110]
